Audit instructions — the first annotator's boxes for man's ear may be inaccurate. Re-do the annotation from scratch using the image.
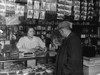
[59,29,64,34]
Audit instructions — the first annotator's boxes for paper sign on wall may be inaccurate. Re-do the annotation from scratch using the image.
[33,10,39,19]
[15,4,24,16]
[40,11,45,19]
[27,4,33,9]
[40,1,46,10]
[27,10,33,18]
[34,1,40,10]
[45,2,51,11]
[6,3,15,17]
[6,15,20,25]
[27,0,33,9]
[50,3,56,11]
[27,0,33,5]
[0,3,6,16]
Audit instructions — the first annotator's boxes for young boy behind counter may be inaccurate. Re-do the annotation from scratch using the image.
[16,27,46,53]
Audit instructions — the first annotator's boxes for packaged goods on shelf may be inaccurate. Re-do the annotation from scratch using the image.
[34,1,40,10]
[40,1,46,10]
[27,10,33,18]
[33,11,39,19]
[40,11,45,20]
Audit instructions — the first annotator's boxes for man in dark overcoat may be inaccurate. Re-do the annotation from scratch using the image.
[55,21,83,75]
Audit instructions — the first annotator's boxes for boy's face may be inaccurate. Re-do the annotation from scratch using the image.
[27,28,35,37]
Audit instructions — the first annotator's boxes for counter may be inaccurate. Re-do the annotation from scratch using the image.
[0,51,56,69]
[83,56,100,75]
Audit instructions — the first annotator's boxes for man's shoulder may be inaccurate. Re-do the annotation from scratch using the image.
[67,32,80,42]
[70,32,79,38]
[71,32,81,43]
